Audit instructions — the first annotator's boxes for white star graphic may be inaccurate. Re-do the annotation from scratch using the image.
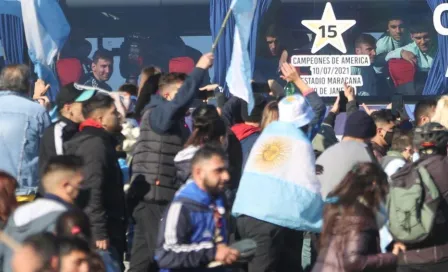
[301,2,356,54]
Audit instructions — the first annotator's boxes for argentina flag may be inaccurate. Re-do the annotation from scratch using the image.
[232,121,324,232]
[226,0,257,114]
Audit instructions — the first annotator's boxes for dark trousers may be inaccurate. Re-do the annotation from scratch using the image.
[236,215,303,272]
[398,260,448,272]
[128,202,168,272]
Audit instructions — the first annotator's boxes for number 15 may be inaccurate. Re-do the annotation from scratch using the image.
[319,25,337,38]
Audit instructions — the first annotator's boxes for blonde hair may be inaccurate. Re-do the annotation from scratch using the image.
[432,96,448,128]
[261,101,279,131]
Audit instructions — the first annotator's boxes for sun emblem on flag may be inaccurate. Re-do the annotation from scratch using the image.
[253,137,291,171]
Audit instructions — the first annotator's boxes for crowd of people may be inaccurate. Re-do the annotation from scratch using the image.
[0,32,447,272]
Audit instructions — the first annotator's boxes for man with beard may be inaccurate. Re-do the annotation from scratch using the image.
[351,34,378,96]
[81,50,114,91]
[370,109,396,161]
[64,94,126,269]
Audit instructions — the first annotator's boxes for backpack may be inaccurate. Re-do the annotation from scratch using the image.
[387,156,441,244]
[380,151,405,170]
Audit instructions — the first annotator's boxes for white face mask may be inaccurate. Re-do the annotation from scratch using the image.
[375,202,389,229]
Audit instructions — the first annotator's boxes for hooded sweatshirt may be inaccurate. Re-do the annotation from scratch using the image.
[231,123,261,168]
[0,198,69,272]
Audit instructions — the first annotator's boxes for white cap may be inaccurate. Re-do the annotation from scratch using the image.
[279,94,315,128]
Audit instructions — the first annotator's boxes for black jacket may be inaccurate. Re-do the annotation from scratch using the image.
[81,73,112,91]
[64,126,126,241]
[129,68,206,206]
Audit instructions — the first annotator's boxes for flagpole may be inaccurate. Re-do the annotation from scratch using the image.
[211,6,234,52]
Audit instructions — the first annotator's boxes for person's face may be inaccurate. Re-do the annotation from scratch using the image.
[377,122,395,144]
[356,43,377,63]
[100,105,121,133]
[59,251,89,272]
[402,146,414,161]
[388,20,405,41]
[64,171,84,202]
[412,32,432,52]
[196,155,230,195]
[12,246,48,272]
[64,102,84,124]
[266,36,279,56]
[92,58,113,82]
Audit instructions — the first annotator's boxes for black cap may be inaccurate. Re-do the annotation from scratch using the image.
[343,111,377,139]
[241,93,267,123]
[55,83,96,110]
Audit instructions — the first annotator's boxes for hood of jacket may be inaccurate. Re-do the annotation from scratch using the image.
[231,123,261,141]
[174,181,225,213]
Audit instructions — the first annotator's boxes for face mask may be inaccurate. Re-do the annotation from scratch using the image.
[375,202,388,229]
[384,131,394,146]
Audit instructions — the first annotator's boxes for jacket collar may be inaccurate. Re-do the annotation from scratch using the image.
[175,181,226,213]
[44,193,73,209]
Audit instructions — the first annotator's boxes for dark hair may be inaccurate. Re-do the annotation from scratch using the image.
[185,105,226,147]
[88,252,106,272]
[134,74,162,121]
[58,236,91,258]
[265,24,279,38]
[82,94,115,119]
[320,163,388,249]
[118,83,138,96]
[158,73,187,94]
[92,49,113,64]
[391,130,413,152]
[387,14,405,25]
[23,233,58,271]
[43,155,83,178]
[414,100,437,126]
[371,109,395,125]
[191,144,228,169]
[0,171,17,222]
[56,210,92,242]
[141,66,161,79]
[355,34,376,48]
[0,64,30,93]
[409,22,433,34]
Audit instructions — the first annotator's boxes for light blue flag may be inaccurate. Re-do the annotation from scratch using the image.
[21,0,70,101]
[226,0,257,114]
[232,121,324,232]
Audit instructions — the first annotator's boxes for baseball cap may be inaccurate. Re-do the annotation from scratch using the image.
[278,94,315,128]
[55,83,96,110]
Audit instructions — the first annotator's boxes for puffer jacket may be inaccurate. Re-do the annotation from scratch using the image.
[312,213,397,272]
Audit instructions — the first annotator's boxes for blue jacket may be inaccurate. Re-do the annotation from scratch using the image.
[156,181,228,272]
[0,91,51,195]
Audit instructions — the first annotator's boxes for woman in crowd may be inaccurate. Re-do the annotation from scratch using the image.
[260,100,279,131]
[133,73,162,122]
[312,162,405,272]
[0,171,17,229]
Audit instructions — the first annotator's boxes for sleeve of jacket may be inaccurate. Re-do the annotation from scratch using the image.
[347,100,359,116]
[77,137,108,240]
[323,112,337,128]
[221,96,243,127]
[150,68,207,133]
[156,202,216,269]
[342,229,397,271]
[304,91,326,140]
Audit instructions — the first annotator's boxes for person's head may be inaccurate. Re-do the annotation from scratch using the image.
[118,83,138,97]
[0,64,30,93]
[431,96,448,129]
[42,155,84,204]
[134,73,162,121]
[58,237,90,272]
[265,25,281,56]
[387,16,406,41]
[91,50,113,82]
[87,252,106,272]
[409,23,433,53]
[278,95,315,134]
[12,233,59,272]
[343,111,377,143]
[390,130,414,161]
[191,145,230,196]
[185,105,227,147]
[261,101,279,131]
[414,99,437,126]
[240,93,267,126]
[321,163,388,247]
[56,83,96,123]
[56,210,92,242]
[158,73,187,101]
[371,110,396,147]
[0,171,17,222]
[355,34,377,63]
[139,66,162,92]
[82,94,121,133]
[414,122,448,156]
